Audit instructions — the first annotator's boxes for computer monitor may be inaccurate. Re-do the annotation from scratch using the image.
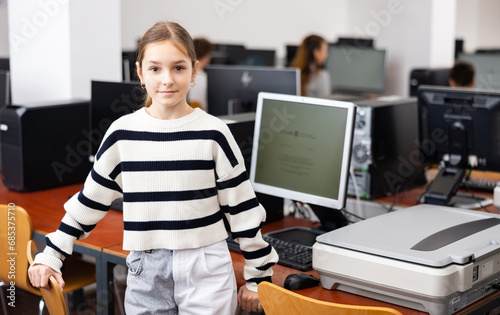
[89,80,145,158]
[335,37,374,49]
[210,44,246,65]
[206,65,300,116]
[249,92,356,229]
[326,46,386,94]
[238,49,276,67]
[0,58,9,71]
[0,70,9,111]
[285,45,299,67]
[417,85,500,206]
[457,53,500,91]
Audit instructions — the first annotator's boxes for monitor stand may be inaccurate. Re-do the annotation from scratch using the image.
[420,166,493,209]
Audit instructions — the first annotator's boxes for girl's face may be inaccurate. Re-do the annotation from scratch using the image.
[138,40,198,115]
[314,41,328,66]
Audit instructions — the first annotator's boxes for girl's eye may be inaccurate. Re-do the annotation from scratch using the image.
[174,66,185,71]
[150,67,159,72]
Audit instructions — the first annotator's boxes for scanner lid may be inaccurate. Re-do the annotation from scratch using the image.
[316,204,500,267]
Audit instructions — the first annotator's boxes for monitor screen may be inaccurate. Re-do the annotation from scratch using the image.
[89,80,145,158]
[457,53,500,91]
[326,46,386,94]
[249,92,356,211]
[206,65,300,116]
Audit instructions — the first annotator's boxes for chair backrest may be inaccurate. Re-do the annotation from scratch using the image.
[0,204,40,296]
[258,281,403,315]
[27,240,69,315]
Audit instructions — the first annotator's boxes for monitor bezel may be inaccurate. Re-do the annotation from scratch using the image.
[249,92,356,211]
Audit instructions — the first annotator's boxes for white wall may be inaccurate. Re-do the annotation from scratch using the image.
[0,1,9,57]
[2,1,500,97]
[120,0,349,65]
[7,0,121,103]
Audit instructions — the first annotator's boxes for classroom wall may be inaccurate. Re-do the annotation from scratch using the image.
[0,2,8,57]
[1,0,500,96]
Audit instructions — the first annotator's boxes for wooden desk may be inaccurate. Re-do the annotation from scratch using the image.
[3,169,500,315]
[0,180,123,314]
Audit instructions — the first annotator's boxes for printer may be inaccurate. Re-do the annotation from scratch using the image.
[313,204,500,315]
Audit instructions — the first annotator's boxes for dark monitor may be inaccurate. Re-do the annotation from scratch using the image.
[335,37,374,49]
[210,44,246,65]
[206,65,300,117]
[457,53,500,91]
[285,45,298,67]
[250,92,356,230]
[326,46,386,94]
[89,80,145,158]
[0,58,9,71]
[454,39,464,59]
[417,85,500,206]
[122,50,138,82]
[409,68,449,96]
[0,70,9,111]
[475,49,500,54]
[238,49,276,67]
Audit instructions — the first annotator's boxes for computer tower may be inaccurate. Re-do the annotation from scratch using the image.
[347,97,427,199]
[0,100,92,191]
[219,112,284,223]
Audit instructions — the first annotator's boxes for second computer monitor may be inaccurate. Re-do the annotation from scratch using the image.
[250,92,356,211]
[326,46,386,94]
[206,65,300,116]
[457,53,500,91]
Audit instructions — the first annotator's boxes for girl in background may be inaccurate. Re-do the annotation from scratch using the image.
[291,34,331,97]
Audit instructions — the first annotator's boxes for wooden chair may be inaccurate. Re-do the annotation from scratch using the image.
[257,281,403,315]
[27,240,68,315]
[0,204,96,315]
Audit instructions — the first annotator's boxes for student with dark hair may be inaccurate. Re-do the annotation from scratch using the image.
[449,61,475,87]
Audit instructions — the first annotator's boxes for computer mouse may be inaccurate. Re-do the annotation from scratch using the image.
[284,273,320,290]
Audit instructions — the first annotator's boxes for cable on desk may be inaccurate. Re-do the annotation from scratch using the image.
[349,167,363,217]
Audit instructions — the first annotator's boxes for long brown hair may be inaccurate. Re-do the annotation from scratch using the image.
[291,35,327,96]
[136,21,197,107]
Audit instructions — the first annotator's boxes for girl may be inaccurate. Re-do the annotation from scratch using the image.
[291,34,331,97]
[28,21,278,314]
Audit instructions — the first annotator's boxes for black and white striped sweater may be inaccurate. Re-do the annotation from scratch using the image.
[34,107,278,290]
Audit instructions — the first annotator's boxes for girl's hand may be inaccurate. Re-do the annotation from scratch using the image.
[28,264,65,291]
[237,284,263,313]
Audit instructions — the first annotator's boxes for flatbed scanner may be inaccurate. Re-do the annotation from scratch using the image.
[313,204,500,315]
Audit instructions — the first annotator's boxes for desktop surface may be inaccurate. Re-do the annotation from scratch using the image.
[1,171,499,315]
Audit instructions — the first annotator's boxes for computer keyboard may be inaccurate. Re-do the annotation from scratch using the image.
[460,178,498,193]
[227,227,323,271]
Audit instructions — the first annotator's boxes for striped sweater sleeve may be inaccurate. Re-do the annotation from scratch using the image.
[33,126,123,273]
[215,125,279,292]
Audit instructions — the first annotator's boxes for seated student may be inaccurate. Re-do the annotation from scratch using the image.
[188,37,214,111]
[291,35,330,97]
[449,61,475,88]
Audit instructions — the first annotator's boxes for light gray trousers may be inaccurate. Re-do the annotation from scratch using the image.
[124,240,238,315]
